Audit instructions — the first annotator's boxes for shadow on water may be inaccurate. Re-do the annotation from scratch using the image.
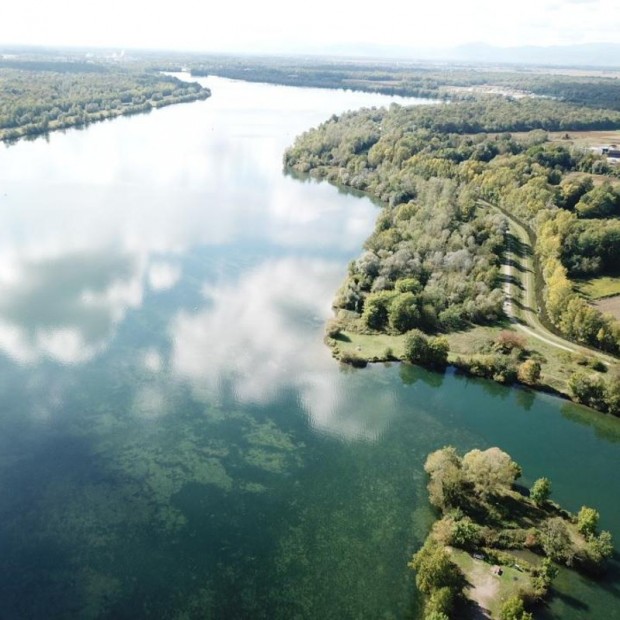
[283,168,384,206]
[399,363,446,389]
[515,386,536,411]
[560,401,620,444]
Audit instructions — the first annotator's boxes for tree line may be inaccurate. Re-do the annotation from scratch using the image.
[0,62,210,142]
[185,56,620,111]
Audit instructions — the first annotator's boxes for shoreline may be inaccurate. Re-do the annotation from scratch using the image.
[0,90,210,145]
[326,328,615,416]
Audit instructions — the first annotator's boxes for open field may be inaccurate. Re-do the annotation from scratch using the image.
[449,548,532,619]
[595,295,620,321]
[546,129,620,147]
[574,275,620,300]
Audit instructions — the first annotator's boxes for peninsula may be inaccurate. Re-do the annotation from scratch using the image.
[285,96,620,415]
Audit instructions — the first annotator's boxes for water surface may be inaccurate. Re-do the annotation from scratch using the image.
[0,76,619,619]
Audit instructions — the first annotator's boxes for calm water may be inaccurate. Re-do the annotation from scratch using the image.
[0,76,619,619]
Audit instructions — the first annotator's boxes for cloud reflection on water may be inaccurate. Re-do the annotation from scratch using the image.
[170,258,397,440]
[0,250,144,364]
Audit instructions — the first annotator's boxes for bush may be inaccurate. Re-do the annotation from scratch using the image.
[530,478,551,506]
[325,319,342,339]
[339,351,368,368]
[495,330,527,353]
[403,330,450,368]
[517,359,541,385]
[568,372,607,410]
[450,517,482,550]
[466,354,517,383]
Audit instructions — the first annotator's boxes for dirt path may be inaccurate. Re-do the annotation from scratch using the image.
[464,561,498,618]
[485,201,618,365]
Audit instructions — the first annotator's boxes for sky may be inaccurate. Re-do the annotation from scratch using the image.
[1,0,618,54]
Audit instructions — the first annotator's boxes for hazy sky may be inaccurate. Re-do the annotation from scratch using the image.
[2,0,618,53]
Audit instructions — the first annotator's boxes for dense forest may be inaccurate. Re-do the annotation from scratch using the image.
[285,96,620,410]
[187,56,620,111]
[0,60,210,142]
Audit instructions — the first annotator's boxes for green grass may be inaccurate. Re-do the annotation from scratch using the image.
[574,275,620,300]
[332,331,407,361]
[330,321,619,400]
[449,548,532,618]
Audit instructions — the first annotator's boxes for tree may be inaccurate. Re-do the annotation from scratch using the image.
[499,595,533,620]
[605,373,620,415]
[568,372,607,410]
[530,477,551,506]
[388,292,420,333]
[540,517,574,564]
[425,447,467,510]
[495,330,527,353]
[585,531,613,568]
[362,291,396,330]
[530,556,558,598]
[404,329,430,364]
[425,587,455,618]
[450,517,481,549]
[403,330,450,367]
[577,506,599,538]
[427,336,450,367]
[462,447,521,498]
[409,539,463,595]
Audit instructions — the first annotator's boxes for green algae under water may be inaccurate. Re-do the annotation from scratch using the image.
[0,77,618,619]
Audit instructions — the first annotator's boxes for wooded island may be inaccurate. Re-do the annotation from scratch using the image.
[411,447,613,619]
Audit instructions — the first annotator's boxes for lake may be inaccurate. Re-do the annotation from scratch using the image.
[0,75,618,619]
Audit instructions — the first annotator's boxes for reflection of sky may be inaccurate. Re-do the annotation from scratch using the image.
[170,257,398,439]
[0,77,426,434]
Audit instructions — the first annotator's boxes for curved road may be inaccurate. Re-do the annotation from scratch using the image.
[484,201,618,365]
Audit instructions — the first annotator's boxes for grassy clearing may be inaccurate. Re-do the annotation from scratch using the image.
[574,275,620,300]
[595,296,620,321]
[329,321,617,400]
[440,323,610,397]
[449,548,531,618]
[331,331,406,361]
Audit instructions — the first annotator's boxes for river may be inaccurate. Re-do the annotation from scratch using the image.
[0,75,618,619]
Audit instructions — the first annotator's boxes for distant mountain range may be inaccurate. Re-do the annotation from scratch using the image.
[294,42,620,68]
[448,42,620,67]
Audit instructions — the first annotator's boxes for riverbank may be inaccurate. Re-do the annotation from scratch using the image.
[0,66,210,144]
[327,321,618,412]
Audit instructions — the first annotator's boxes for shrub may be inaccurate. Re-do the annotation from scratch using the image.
[339,351,368,368]
[568,372,607,410]
[517,359,541,385]
[530,478,551,506]
[495,330,527,353]
[403,330,450,368]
